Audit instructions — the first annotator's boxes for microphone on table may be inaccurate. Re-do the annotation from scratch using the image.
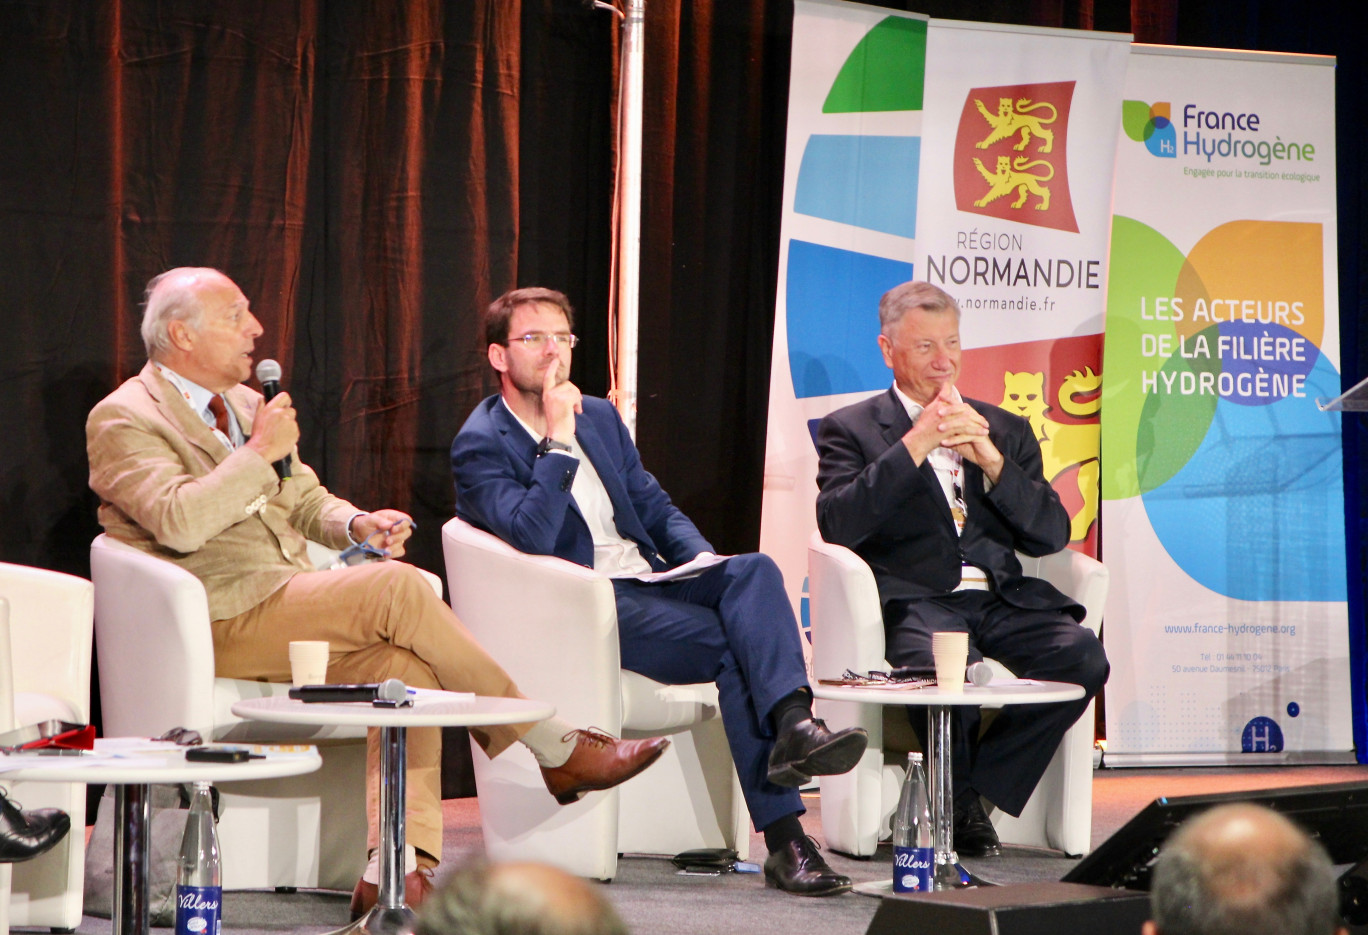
[254,359,292,480]
[288,679,414,708]
[887,662,994,686]
[966,662,994,687]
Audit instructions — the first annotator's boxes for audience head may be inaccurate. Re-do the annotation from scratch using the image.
[416,859,628,935]
[1145,803,1345,935]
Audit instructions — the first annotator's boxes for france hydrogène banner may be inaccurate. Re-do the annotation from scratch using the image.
[1100,45,1352,764]
[760,0,1129,647]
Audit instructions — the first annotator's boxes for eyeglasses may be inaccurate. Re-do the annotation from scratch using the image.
[156,727,203,746]
[508,333,579,349]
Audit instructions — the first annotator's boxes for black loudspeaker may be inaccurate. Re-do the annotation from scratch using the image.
[865,882,1151,935]
[1064,780,1368,891]
[1338,859,1368,935]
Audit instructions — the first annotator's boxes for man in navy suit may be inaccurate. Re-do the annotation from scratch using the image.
[452,287,867,896]
[815,281,1108,857]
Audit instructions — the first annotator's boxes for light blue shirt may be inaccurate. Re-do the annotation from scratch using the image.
[154,363,244,451]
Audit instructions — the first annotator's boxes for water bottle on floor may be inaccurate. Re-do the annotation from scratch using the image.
[176,781,222,935]
[892,752,934,894]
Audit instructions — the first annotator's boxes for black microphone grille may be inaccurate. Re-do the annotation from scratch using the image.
[256,359,282,383]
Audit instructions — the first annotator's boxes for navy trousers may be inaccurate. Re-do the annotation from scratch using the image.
[611,552,809,831]
[883,590,1109,817]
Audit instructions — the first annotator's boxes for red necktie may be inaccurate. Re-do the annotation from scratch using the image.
[207,395,230,436]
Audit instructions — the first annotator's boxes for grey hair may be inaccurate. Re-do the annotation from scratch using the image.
[140,267,226,359]
[415,860,628,935]
[878,280,960,334]
[1149,804,1342,935]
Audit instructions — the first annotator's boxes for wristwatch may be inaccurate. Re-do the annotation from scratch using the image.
[537,436,572,457]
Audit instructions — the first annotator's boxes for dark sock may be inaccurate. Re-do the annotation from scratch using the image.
[771,688,813,736]
[763,813,806,853]
[954,788,981,813]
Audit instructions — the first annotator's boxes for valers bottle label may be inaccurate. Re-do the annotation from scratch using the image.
[892,845,934,893]
[175,885,221,935]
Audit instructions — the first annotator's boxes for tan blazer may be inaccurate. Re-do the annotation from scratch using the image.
[87,363,355,620]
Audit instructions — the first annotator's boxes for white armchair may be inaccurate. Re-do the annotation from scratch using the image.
[0,561,94,932]
[90,535,439,892]
[1,593,12,935]
[441,516,749,881]
[807,532,1106,858]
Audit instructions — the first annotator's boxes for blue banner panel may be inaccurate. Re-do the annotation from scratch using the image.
[785,240,912,399]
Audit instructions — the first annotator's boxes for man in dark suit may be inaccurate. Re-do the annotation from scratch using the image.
[452,287,868,896]
[815,280,1108,857]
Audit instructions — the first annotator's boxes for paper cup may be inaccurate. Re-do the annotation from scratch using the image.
[932,632,970,693]
[288,640,330,687]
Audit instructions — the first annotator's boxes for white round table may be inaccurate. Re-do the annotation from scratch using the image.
[232,692,554,935]
[813,679,1085,890]
[0,738,321,935]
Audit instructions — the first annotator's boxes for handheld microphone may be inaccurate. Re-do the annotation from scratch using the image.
[287,679,414,708]
[966,661,994,687]
[888,662,994,686]
[254,359,292,480]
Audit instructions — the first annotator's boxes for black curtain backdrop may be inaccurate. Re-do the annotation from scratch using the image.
[1,0,1363,788]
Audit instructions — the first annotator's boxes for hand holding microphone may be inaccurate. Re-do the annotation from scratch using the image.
[252,359,296,479]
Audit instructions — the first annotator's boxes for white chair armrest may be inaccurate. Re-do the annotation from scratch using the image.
[807,532,887,679]
[807,536,1106,677]
[0,563,93,723]
[1017,549,1107,635]
[0,598,13,731]
[442,517,621,729]
[91,534,217,736]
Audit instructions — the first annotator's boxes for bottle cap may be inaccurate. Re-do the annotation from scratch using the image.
[907,752,923,764]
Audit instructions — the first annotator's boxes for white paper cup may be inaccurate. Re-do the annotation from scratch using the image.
[932,632,970,693]
[288,640,330,687]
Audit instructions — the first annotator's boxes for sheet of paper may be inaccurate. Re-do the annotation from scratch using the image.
[629,552,732,584]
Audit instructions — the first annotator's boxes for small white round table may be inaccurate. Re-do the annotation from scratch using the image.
[813,679,1085,890]
[0,739,321,935]
[232,692,554,935]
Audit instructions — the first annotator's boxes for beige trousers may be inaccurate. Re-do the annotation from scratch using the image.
[211,560,531,862]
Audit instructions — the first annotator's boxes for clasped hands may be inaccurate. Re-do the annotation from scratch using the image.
[902,384,1005,483]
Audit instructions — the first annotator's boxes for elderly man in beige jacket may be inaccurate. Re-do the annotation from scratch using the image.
[87,267,666,915]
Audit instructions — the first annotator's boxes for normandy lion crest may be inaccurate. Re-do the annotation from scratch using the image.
[953,82,1078,233]
[998,366,1101,543]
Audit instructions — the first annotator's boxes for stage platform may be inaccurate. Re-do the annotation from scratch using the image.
[60,763,1368,935]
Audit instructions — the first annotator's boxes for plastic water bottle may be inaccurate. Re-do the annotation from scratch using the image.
[891,752,934,894]
[175,782,222,935]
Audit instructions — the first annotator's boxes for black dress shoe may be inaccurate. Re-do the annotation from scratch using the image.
[764,835,852,896]
[0,789,71,863]
[766,718,868,787]
[953,797,1001,858]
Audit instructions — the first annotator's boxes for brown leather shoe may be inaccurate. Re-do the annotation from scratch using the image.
[349,865,435,920]
[540,729,670,805]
